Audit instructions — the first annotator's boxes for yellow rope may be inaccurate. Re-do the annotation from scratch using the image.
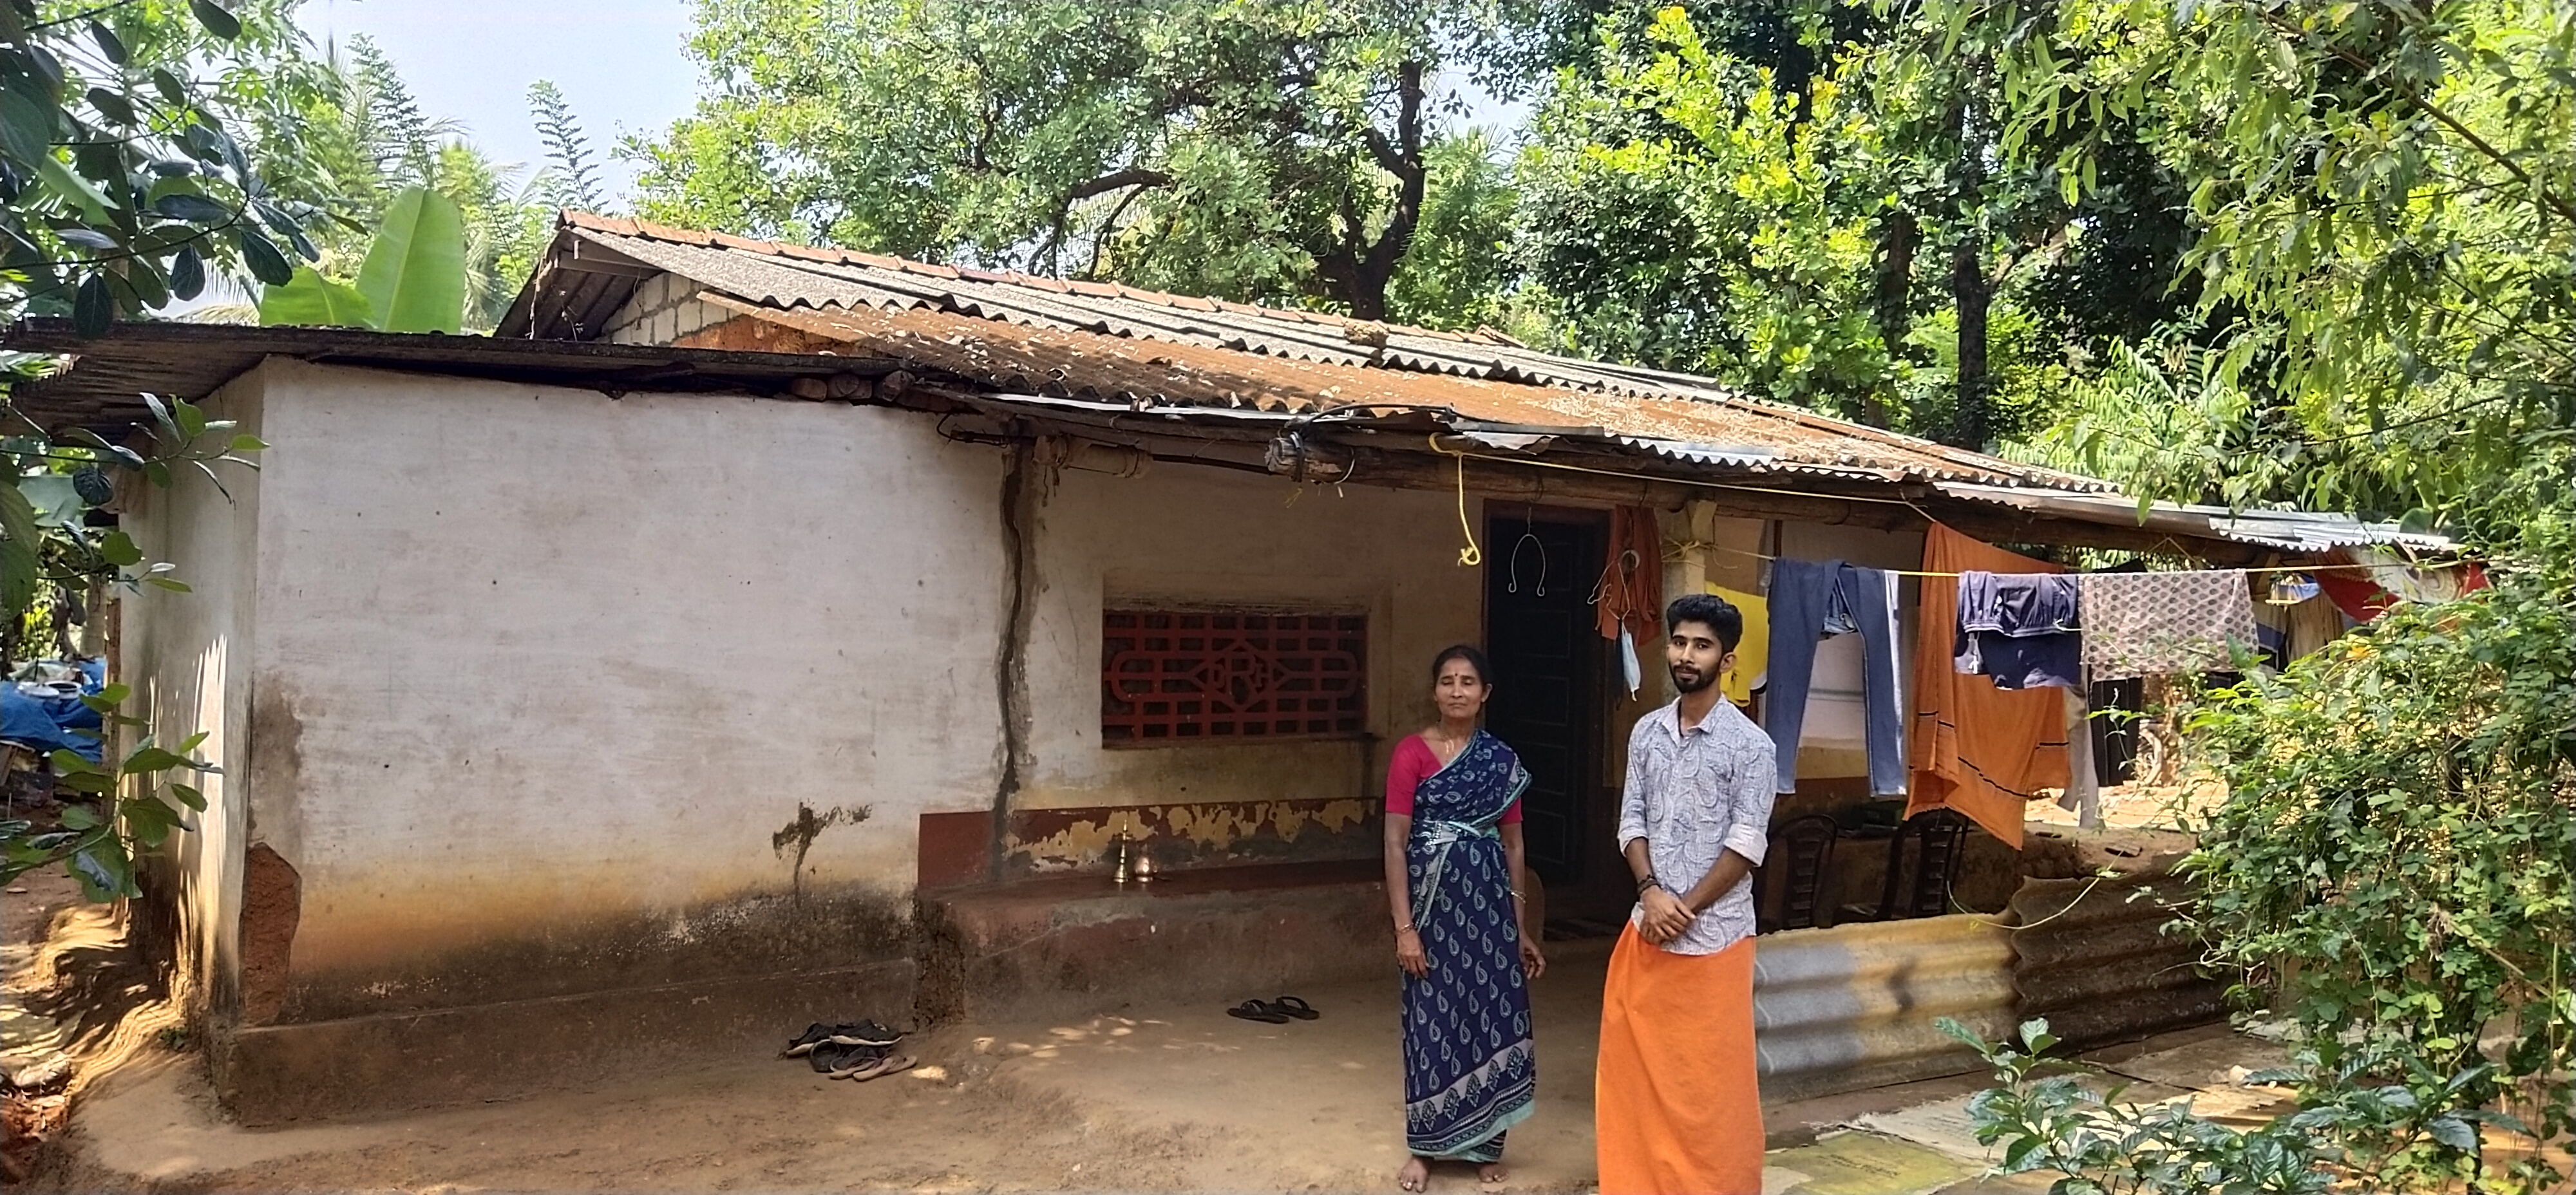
[1956,870,2114,932]
[1441,436,1481,566]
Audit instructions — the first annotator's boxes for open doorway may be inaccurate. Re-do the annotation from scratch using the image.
[1481,507,1629,932]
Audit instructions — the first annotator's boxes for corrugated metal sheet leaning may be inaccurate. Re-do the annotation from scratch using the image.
[2010,870,2228,1050]
[1752,914,2020,1102]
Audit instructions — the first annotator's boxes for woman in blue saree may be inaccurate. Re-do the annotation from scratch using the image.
[1383,645,1547,1190]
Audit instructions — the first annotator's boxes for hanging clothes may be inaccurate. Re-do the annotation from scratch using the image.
[2071,570,2261,681]
[2250,594,2293,670]
[2087,676,2146,786]
[1765,558,1906,797]
[2058,688,2099,823]
[1708,584,1768,708]
[1593,507,1664,699]
[1954,571,2083,690]
[2286,594,2345,659]
[2315,566,2396,623]
[2318,547,2488,623]
[1909,524,2069,849]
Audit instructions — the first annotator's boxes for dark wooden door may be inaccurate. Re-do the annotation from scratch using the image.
[1482,512,1604,885]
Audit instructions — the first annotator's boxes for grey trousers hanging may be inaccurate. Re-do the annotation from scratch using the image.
[1765,558,1907,796]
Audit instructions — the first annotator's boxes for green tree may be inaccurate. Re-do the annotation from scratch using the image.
[0,0,314,898]
[0,0,322,331]
[1976,0,2573,522]
[242,33,549,332]
[527,78,601,212]
[627,0,1526,325]
[1947,0,2576,1187]
[1514,3,2190,442]
[1516,9,1900,416]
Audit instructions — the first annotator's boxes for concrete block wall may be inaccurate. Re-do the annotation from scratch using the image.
[604,273,727,346]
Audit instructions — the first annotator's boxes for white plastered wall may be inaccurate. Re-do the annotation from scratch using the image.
[242,360,1008,975]
[120,370,265,1016]
[1018,462,1485,810]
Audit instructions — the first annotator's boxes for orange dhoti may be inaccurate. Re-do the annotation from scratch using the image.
[1594,927,1763,1194]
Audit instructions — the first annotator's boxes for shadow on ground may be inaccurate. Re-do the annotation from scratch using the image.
[17,923,2290,1193]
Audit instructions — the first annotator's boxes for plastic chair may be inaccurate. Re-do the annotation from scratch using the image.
[1841,809,1971,923]
[1756,813,1840,934]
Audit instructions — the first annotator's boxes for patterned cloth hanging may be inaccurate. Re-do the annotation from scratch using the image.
[2072,570,2260,680]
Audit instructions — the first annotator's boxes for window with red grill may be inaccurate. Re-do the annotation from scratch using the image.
[1101,610,1367,743]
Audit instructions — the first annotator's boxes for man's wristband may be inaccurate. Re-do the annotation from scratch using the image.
[1635,874,1660,896]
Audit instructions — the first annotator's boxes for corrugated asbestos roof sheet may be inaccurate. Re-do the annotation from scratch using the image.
[500,212,2110,494]
[0,320,905,426]
[1936,484,2456,555]
[0,320,2459,557]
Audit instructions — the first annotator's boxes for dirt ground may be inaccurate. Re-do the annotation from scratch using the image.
[4,861,93,1182]
[12,910,2293,1195]
[2025,779,2226,833]
[33,947,1616,1194]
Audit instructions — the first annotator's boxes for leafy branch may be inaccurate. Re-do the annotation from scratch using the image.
[0,683,218,898]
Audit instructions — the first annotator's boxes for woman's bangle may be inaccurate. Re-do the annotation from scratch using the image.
[1509,889,1524,900]
[1395,923,1417,934]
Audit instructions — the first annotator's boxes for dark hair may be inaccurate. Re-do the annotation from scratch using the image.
[1664,593,1743,652]
[1429,643,1493,686]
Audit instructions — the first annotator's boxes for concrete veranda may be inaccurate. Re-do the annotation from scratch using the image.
[23,928,2289,1193]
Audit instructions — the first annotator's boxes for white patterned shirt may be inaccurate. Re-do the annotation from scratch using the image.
[1618,698,1778,955]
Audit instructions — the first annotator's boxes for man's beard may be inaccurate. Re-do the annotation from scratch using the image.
[1669,663,1715,693]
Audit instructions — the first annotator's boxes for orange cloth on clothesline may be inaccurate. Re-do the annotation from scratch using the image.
[1594,929,1764,1194]
[1594,506,1664,644]
[1908,523,2069,849]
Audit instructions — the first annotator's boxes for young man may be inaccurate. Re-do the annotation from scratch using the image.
[1595,592,1777,1194]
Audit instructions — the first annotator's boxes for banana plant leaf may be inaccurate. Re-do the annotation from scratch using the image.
[354,186,466,334]
[258,266,376,328]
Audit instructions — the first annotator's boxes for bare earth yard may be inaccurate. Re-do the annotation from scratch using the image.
[12,916,2291,1195]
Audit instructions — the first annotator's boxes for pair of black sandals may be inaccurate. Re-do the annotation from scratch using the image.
[780,1019,918,1081]
[1225,995,1321,1024]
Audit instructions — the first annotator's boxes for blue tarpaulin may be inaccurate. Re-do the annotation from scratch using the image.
[2,660,105,763]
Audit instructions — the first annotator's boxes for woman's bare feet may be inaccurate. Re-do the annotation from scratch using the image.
[1397,1155,1432,1191]
[1478,1161,1509,1186]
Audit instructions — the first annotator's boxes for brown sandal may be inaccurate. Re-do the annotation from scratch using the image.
[851,1053,916,1082]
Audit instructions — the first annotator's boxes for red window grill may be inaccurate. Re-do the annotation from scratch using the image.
[1101,610,1367,742]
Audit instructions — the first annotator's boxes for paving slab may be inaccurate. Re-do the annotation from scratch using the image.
[1762,1130,1980,1194]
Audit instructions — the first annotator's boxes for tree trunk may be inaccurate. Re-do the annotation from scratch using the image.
[1868,209,1918,429]
[1947,89,1992,451]
[1316,61,1426,323]
[1951,236,1992,450]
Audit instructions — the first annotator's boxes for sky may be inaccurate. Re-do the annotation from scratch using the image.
[295,1,1531,211]
[297,0,703,205]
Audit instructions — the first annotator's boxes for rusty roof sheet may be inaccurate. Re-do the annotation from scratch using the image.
[703,297,2063,487]
[513,213,2110,493]
[1937,484,2458,554]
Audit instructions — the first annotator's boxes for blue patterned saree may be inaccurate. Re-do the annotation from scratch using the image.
[1401,730,1537,1162]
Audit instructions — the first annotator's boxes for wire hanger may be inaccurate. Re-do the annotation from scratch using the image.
[1589,548,1643,607]
[1506,508,1549,596]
